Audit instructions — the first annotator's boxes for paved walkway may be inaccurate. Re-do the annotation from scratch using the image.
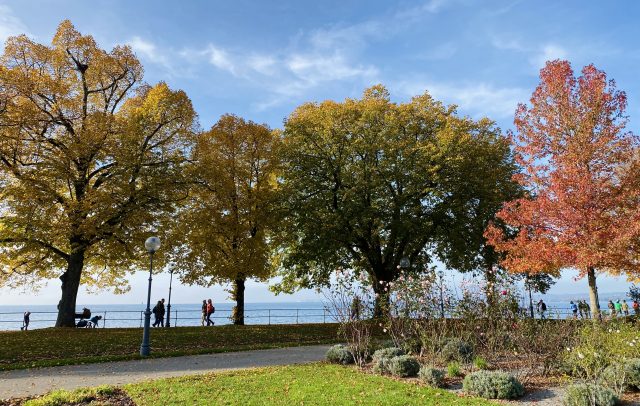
[0,345,330,399]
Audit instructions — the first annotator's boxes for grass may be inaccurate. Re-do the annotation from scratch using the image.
[115,363,495,405]
[0,323,346,371]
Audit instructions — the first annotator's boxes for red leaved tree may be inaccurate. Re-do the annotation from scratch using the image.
[485,60,640,318]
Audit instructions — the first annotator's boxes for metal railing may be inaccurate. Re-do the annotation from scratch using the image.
[0,307,331,330]
[1,305,632,330]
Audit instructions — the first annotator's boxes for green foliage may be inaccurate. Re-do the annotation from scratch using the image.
[563,321,640,380]
[372,347,405,374]
[600,358,640,395]
[447,361,463,378]
[326,344,354,365]
[462,370,524,400]
[274,85,518,310]
[473,357,489,370]
[563,384,617,406]
[387,355,421,377]
[629,285,640,302]
[125,363,495,405]
[441,338,474,363]
[419,367,446,388]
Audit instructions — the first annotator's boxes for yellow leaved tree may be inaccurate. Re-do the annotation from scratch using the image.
[0,21,197,326]
[171,114,279,325]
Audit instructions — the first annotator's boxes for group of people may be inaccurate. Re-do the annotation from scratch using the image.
[606,299,639,318]
[568,300,592,319]
[152,298,166,327]
[201,299,215,326]
[537,298,640,320]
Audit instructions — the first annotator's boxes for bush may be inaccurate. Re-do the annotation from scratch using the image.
[372,347,405,374]
[326,344,354,365]
[601,358,640,394]
[462,370,524,400]
[447,361,463,378]
[387,355,421,378]
[473,356,489,370]
[563,384,617,406]
[440,338,474,363]
[419,367,445,388]
[563,322,640,380]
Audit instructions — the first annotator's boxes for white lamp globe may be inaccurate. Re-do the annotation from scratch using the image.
[145,236,161,253]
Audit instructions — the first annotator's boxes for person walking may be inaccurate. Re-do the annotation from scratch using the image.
[582,300,591,319]
[570,301,578,319]
[152,299,166,327]
[206,298,215,326]
[201,300,207,326]
[536,299,547,319]
[633,299,639,316]
[20,311,31,331]
[614,300,623,316]
[577,301,586,319]
[608,300,616,318]
[622,300,629,316]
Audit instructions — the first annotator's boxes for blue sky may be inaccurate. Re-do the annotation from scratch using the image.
[0,0,638,305]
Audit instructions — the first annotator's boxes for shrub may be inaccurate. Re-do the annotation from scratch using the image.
[563,384,617,406]
[447,361,463,378]
[473,356,489,370]
[563,321,640,380]
[326,344,354,365]
[601,358,640,394]
[462,370,524,400]
[387,355,421,378]
[419,367,445,388]
[441,338,474,363]
[372,347,405,374]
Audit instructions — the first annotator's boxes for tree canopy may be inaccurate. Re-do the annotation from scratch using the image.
[170,114,279,324]
[274,85,517,314]
[486,60,640,317]
[0,21,196,326]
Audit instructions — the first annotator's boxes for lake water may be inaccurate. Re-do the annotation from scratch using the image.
[0,291,631,330]
[0,302,330,330]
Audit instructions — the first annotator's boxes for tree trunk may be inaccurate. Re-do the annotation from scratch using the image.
[231,275,245,325]
[55,248,86,327]
[484,268,497,309]
[587,267,600,319]
[372,272,392,319]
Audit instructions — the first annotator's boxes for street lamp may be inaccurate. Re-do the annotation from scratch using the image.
[166,267,174,328]
[140,236,161,357]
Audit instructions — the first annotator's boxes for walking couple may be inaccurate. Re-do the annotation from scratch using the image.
[202,299,215,326]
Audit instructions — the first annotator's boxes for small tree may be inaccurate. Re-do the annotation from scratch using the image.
[486,60,640,319]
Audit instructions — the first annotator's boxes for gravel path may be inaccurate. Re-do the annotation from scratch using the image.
[0,344,330,399]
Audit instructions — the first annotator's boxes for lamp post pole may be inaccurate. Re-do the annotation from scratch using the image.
[166,268,174,328]
[140,236,160,357]
[438,271,445,319]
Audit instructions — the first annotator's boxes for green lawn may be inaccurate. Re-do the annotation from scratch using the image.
[24,364,496,405]
[0,323,346,371]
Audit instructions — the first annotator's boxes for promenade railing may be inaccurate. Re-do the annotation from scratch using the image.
[0,307,332,330]
[0,306,612,330]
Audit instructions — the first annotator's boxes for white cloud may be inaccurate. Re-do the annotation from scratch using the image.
[128,36,163,63]
[205,44,236,75]
[247,54,277,75]
[397,80,527,118]
[530,44,568,70]
[0,5,28,46]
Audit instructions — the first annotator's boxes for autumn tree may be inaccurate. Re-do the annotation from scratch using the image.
[171,114,278,325]
[0,21,196,326]
[275,85,517,316]
[486,60,640,318]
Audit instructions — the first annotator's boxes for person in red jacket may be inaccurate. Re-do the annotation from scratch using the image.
[206,299,215,326]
